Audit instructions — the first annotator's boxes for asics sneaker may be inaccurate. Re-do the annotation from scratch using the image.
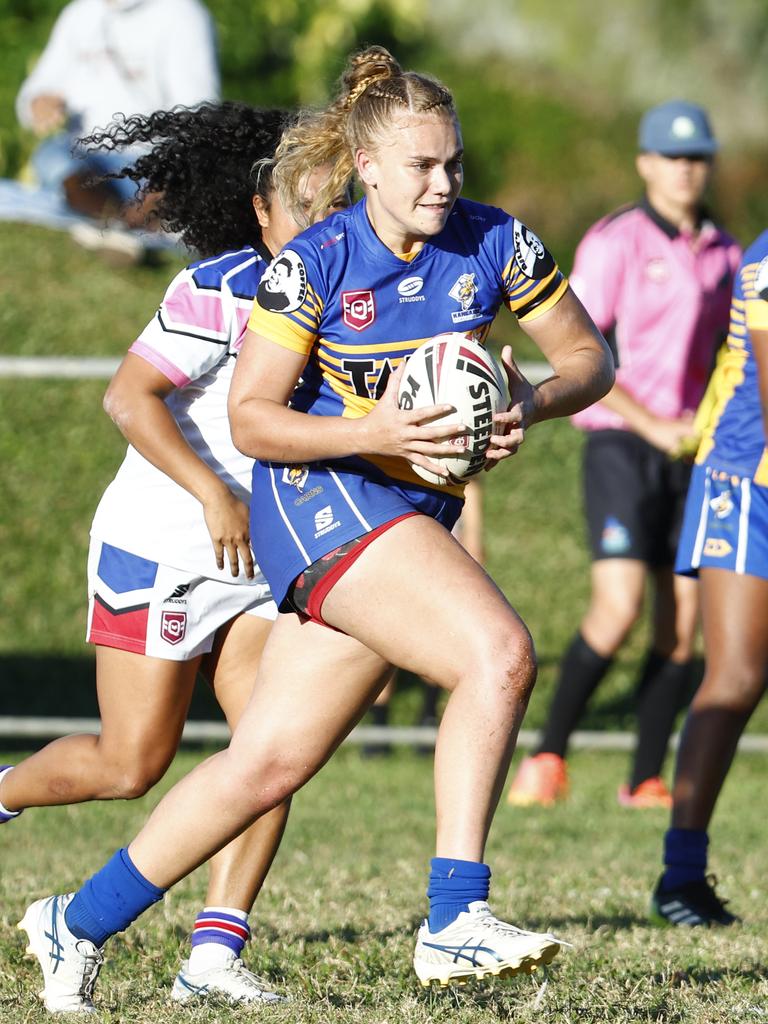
[0,765,22,823]
[171,958,284,1004]
[413,901,561,987]
[650,875,739,927]
[617,777,672,809]
[507,753,568,807]
[18,894,104,1013]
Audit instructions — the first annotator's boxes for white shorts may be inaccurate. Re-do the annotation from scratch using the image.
[86,539,277,661]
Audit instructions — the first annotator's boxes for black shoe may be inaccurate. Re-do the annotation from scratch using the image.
[650,874,739,927]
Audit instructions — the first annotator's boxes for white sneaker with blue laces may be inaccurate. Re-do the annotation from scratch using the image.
[413,901,562,987]
[18,894,104,1013]
[171,958,284,1004]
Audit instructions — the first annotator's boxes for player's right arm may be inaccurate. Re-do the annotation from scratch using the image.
[228,330,463,479]
[104,353,254,579]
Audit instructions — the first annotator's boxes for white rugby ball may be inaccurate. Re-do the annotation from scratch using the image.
[398,333,508,486]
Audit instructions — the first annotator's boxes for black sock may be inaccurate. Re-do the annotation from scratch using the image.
[631,653,692,790]
[537,632,613,758]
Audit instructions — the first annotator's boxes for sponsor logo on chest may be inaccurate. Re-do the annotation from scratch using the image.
[397,276,426,303]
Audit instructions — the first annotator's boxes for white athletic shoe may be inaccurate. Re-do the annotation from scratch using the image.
[18,894,104,1014]
[413,901,562,987]
[171,958,284,1004]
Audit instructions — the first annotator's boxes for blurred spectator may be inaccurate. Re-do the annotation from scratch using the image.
[5,0,219,257]
[507,101,741,809]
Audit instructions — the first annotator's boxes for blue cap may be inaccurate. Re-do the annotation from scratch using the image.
[638,100,718,157]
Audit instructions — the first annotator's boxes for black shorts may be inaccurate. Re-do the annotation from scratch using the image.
[583,430,692,567]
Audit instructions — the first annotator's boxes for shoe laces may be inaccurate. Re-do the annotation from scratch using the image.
[73,941,104,999]
[468,904,569,946]
[469,904,530,938]
[228,959,280,995]
[699,874,730,913]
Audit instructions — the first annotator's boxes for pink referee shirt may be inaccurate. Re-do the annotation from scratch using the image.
[570,199,741,431]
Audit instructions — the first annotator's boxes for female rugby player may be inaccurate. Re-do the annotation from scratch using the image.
[17,48,614,1011]
[3,101,346,1008]
[650,230,768,926]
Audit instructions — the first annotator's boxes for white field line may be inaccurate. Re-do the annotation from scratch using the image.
[0,717,767,752]
[0,357,553,382]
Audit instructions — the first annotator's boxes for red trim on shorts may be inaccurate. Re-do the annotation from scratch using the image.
[87,596,149,655]
[306,512,419,627]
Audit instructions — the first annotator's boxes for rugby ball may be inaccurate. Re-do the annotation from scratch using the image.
[398,333,508,486]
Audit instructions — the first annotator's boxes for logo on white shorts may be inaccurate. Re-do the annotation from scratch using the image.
[161,610,187,645]
[313,504,341,538]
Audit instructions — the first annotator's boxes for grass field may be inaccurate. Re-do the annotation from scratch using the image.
[1,221,767,1020]
[0,747,766,1023]
[2,222,768,732]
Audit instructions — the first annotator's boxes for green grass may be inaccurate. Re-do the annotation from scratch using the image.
[2,221,768,733]
[1,218,768,1020]
[0,747,766,1022]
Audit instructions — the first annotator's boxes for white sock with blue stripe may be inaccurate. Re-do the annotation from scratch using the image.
[187,906,250,972]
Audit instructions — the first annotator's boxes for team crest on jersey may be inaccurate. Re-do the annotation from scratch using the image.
[512,222,555,280]
[449,273,481,323]
[342,290,376,331]
[257,249,307,313]
[755,256,768,301]
[283,465,310,492]
[161,610,186,645]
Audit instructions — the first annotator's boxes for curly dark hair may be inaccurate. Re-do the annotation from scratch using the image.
[80,102,294,257]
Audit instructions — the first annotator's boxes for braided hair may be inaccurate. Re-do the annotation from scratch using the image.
[80,103,294,257]
[272,45,456,225]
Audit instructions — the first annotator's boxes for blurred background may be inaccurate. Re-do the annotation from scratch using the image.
[1,0,767,733]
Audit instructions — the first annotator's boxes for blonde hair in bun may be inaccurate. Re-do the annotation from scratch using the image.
[273,45,456,225]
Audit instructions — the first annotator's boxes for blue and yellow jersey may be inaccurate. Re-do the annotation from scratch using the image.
[248,196,567,491]
[696,230,768,483]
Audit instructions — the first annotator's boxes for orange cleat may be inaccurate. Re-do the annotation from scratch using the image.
[617,776,672,809]
[506,753,568,807]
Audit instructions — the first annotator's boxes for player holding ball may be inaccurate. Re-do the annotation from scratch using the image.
[17,46,613,1010]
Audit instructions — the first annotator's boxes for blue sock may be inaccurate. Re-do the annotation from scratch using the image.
[660,828,708,891]
[64,848,166,947]
[427,857,491,933]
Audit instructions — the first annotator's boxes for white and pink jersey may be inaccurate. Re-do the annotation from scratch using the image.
[570,199,741,432]
[91,245,269,582]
